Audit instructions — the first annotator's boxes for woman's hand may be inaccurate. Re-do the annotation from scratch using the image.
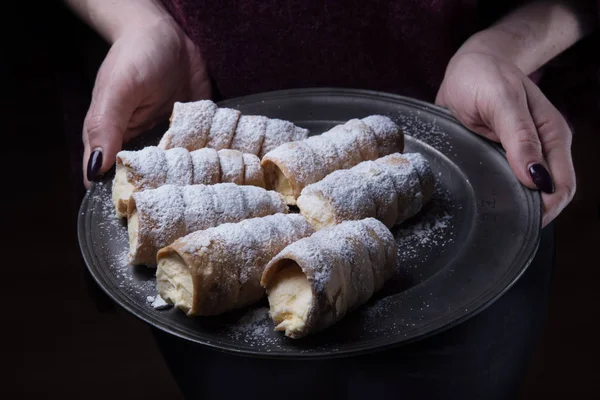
[436,51,575,227]
[82,17,211,186]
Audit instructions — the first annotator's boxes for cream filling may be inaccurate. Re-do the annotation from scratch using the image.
[297,193,336,230]
[266,164,295,205]
[157,254,194,314]
[112,166,134,218]
[267,264,312,337]
[127,210,140,262]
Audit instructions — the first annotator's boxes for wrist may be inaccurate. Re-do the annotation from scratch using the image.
[452,1,594,76]
[453,28,524,71]
[115,14,181,43]
[67,0,173,44]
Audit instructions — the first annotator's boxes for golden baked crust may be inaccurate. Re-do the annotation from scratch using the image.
[157,214,314,316]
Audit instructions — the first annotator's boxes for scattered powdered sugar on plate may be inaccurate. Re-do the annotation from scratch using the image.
[226,307,280,347]
[397,110,453,152]
[357,182,457,335]
[393,184,455,267]
[90,182,159,300]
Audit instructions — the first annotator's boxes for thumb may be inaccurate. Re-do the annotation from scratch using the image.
[486,83,554,194]
[83,68,138,187]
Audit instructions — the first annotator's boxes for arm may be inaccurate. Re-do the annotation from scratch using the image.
[437,1,597,226]
[64,0,171,43]
[455,0,596,75]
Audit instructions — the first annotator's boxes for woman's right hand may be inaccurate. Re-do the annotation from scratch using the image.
[82,17,211,187]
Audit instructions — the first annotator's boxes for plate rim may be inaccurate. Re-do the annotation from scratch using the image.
[77,87,542,359]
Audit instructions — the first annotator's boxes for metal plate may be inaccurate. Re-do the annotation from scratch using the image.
[78,88,541,359]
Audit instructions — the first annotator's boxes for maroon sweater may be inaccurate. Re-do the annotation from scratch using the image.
[159,0,520,102]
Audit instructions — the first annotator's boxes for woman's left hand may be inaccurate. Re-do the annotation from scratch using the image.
[436,51,576,227]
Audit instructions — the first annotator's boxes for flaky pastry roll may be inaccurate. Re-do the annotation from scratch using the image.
[157,100,309,155]
[127,183,287,266]
[261,218,397,338]
[156,214,314,316]
[112,146,264,218]
[261,115,404,204]
[297,153,434,230]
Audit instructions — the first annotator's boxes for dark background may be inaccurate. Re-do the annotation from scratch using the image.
[3,2,599,398]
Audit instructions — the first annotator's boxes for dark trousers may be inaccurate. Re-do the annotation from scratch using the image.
[153,224,555,400]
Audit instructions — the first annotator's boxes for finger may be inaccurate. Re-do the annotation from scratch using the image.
[485,80,551,192]
[523,79,576,227]
[83,63,139,187]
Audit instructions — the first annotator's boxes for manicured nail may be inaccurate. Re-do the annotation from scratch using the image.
[87,149,103,182]
[528,163,554,194]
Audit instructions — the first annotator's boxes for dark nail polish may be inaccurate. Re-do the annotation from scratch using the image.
[528,163,554,194]
[87,149,103,182]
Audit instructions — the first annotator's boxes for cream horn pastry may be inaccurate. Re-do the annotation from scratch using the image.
[259,118,310,158]
[156,214,314,316]
[157,100,309,155]
[261,218,397,339]
[127,183,287,266]
[297,153,434,230]
[261,115,404,204]
[112,146,264,218]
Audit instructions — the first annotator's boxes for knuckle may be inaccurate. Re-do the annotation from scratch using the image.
[511,121,542,154]
[85,114,103,138]
[495,76,523,103]
[516,138,543,160]
[544,136,571,151]
[493,82,519,103]
[85,113,114,143]
[537,114,573,146]
[514,134,542,149]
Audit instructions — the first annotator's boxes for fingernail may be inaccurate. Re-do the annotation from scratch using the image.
[528,163,555,194]
[87,149,103,182]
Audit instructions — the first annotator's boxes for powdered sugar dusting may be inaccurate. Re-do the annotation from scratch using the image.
[292,126,310,141]
[263,116,402,199]
[164,148,193,185]
[356,183,457,334]
[401,152,435,201]
[159,100,308,156]
[299,153,429,228]
[119,147,265,192]
[189,148,220,184]
[242,153,265,187]
[91,182,158,297]
[132,183,288,263]
[166,214,313,315]
[394,185,455,267]
[217,149,245,185]
[262,141,318,195]
[320,122,372,168]
[227,307,280,346]
[118,146,167,189]
[230,115,268,155]
[270,219,394,298]
[362,115,403,156]
[132,185,186,264]
[397,111,453,153]
[260,118,294,157]
[207,107,240,150]
[159,100,217,150]
[177,213,311,256]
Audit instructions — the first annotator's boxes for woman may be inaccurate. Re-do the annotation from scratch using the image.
[65,0,596,398]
